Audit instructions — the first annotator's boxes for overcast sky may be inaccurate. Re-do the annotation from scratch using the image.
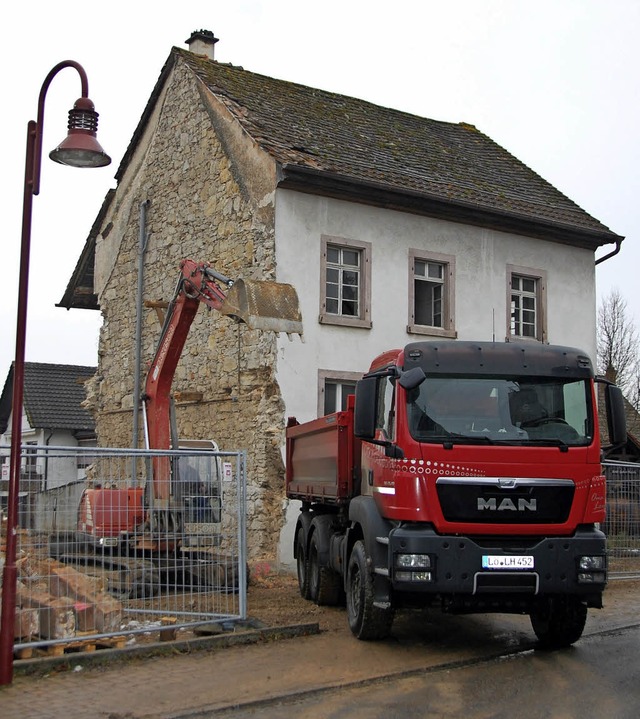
[1,0,638,387]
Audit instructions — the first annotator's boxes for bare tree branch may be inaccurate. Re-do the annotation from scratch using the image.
[597,289,640,407]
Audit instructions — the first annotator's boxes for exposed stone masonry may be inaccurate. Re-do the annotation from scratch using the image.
[85,60,286,560]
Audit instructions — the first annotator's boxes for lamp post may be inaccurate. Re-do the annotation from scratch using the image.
[0,61,110,685]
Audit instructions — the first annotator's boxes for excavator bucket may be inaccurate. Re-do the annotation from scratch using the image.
[221,278,303,336]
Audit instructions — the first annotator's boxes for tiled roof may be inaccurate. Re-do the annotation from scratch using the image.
[63,46,623,312]
[169,49,620,246]
[0,363,96,434]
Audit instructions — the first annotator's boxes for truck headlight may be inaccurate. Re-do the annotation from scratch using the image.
[578,572,606,584]
[395,553,431,569]
[578,555,605,571]
[395,570,433,582]
[394,553,433,582]
[578,555,606,584]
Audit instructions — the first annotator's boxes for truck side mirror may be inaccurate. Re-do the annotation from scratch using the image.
[604,384,627,447]
[399,367,426,390]
[354,376,378,440]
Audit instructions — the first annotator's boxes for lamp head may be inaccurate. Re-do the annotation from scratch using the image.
[49,96,111,168]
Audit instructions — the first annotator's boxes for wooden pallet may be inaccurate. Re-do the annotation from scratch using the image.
[14,635,127,660]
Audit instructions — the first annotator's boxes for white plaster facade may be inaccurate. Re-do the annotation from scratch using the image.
[274,189,597,421]
[272,189,598,566]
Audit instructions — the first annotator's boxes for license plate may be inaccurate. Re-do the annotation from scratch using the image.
[482,555,534,570]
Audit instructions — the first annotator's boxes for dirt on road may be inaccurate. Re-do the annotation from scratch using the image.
[245,567,640,637]
[246,568,346,631]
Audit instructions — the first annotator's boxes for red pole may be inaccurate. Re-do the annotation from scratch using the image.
[0,119,36,686]
[0,61,109,686]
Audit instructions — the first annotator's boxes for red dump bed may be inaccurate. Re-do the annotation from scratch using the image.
[286,401,361,505]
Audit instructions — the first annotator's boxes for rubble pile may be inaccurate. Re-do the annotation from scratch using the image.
[0,529,122,642]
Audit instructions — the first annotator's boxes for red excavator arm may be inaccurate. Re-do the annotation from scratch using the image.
[142,258,303,503]
[143,259,232,501]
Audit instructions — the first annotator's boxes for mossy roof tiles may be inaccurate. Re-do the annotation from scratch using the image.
[174,49,619,243]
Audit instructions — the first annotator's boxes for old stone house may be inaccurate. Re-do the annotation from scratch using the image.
[60,31,623,565]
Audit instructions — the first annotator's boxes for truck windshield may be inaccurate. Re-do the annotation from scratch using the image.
[406,376,592,446]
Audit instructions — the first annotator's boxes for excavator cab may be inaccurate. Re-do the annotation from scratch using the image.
[175,440,223,547]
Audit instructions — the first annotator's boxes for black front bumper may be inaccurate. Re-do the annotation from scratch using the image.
[387,524,606,609]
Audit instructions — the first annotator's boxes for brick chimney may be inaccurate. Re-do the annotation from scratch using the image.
[185,29,219,60]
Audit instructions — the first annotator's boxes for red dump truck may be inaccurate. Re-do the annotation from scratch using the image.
[286,340,627,647]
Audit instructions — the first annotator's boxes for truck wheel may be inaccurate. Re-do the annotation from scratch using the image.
[296,526,311,599]
[530,597,588,649]
[346,540,394,640]
[308,532,342,606]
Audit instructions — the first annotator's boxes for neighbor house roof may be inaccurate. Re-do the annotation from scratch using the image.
[60,45,623,310]
[0,363,96,435]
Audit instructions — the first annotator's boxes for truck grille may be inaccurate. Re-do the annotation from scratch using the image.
[436,477,574,524]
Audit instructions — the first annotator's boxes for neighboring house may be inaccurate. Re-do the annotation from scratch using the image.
[60,31,624,564]
[0,363,97,496]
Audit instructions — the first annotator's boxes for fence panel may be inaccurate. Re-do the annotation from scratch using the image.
[604,460,640,580]
[2,445,246,657]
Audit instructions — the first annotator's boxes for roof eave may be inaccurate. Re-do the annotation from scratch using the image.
[57,189,116,310]
[277,164,623,252]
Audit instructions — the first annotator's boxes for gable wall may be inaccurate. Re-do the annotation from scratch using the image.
[87,61,286,559]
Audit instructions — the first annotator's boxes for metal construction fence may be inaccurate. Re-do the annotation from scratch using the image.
[0,445,247,657]
[1,448,639,656]
[603,460,640,580]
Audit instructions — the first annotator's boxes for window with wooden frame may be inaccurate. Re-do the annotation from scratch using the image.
[407,249,456,338]
[507,265,547,342]
[319,236,372,328]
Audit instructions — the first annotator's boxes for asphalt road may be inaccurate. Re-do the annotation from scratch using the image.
[202,623,640,719]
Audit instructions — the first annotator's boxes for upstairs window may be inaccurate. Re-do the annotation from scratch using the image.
[320,236,371,328]
[327,245,360,316]
[23,443,38,474]
[508,266,546,341]
[407,249,456,338]
[415,260,444,326]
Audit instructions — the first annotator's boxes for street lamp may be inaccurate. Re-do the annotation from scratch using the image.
[0,60,110,685]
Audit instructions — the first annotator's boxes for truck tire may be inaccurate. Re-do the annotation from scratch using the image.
[308,532,342,606]
[346,540,394,640]
[530,597,588,648]
[296,526,311,599]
